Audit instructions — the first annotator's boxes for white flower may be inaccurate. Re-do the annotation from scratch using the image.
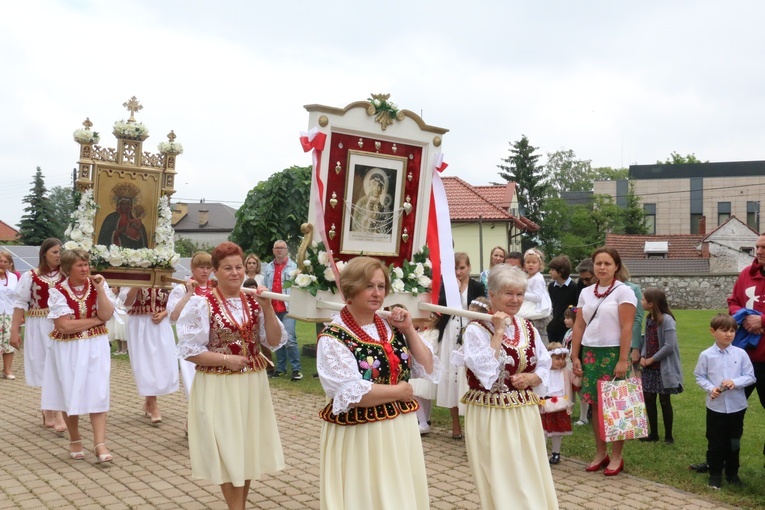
[413,263,424,278]
[335,260,346,273]
[417,275,432,288]
[391,279,406,292]
[69,229,84,242]
[392,267,404,279]
[424,259,432,269]
[294,274,314,288]
[323,267,336,282]
[303,260,312,267]
[63,240,78,250]
[318,251,329,266]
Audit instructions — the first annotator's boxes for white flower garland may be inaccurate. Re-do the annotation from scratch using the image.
[73,128,100,144]
[157,141,184,155]
[113,120,149,140]
[64,189,179,269]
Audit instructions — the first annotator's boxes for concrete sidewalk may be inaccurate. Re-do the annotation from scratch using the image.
[0,356,733,509]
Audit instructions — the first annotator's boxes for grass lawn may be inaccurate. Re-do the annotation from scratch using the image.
[274,311,765,508]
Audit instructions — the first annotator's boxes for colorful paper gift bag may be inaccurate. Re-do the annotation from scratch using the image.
[597,377,648,442]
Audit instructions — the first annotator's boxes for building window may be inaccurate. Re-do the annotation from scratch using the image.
[718,202,731,226]
[747,201,760,232]
[643,203,656,235]
[690,213,703,234]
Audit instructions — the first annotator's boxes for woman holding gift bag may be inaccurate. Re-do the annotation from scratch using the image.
[570,247,636,476]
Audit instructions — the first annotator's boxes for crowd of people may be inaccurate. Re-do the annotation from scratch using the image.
[4,234,765,508]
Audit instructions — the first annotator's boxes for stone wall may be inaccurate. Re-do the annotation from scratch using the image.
[630,274,739,310]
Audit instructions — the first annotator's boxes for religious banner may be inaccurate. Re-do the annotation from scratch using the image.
[66,97,181,288]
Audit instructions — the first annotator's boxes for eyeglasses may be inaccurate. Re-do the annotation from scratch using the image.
[579,275,593,283]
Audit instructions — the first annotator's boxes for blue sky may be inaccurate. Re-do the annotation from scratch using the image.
[2,0,764,228]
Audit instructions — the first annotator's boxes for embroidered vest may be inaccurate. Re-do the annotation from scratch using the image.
[128,288,169,315]
[318,323,419,425]
[50,280,107,341]
[27,269,65,317]
[461,318,541,408]
[195,291,268,374]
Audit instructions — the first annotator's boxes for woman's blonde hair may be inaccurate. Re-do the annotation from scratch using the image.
[339,257,390,300]
[244,253,261,274]
[0,250,13,265]
[190,251,213,269]
[524,248,545,268]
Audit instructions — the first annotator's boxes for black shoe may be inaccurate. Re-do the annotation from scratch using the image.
[708,475,722,489]
[726,475,743,486]
[689,462,709,473]
[664,437,674,445]
[291,371,303,381]
[639,435,659,442]
[549,453,560,465]
[271,371,285,378]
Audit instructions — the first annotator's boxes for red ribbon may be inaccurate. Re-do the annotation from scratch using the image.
[427,158,448,304]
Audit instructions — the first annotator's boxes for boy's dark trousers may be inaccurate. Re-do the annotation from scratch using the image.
[706,408,746,478]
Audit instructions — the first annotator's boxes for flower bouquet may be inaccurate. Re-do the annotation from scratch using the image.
[73,128,100,144]
[284,241,345,297]
[113,119,149,140]
[158,141,184,155]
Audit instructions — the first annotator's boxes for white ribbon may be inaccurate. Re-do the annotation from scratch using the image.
[432,153,461,310]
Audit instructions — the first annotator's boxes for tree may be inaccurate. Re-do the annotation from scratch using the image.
[657,152,706,164]
[48,185,80,240]
[591,166,628,181]
[18,167,60,245]
[622,181,649,235]
[545,149,593,193]
[230,165,311,258]
[174,237,214,257]
[498,135,548,232]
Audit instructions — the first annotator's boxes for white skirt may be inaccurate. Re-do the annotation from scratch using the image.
[320,412,429,510]
[188,370,284,486]
[464,403,558,510]
[22,316,54,388]
[179,358,196,401]
[436,316,463,408]
[106,312,127,341]
[127,315,179,396]
[41,335,111,415]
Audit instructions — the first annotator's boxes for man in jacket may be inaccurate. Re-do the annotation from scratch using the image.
[264,240,302,380]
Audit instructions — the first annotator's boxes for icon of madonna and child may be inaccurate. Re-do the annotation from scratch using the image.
[96,182,149,249]
[350,166,396,238]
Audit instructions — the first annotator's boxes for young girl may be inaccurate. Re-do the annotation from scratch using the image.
[540,342,581,465]
[410,312,440,435]
[562,306,576,351]
[523,248,552,345]
[639,288,683,443]
[106,286,128,355]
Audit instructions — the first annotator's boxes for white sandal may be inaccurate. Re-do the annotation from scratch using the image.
[93,443,113,464]
[69,440,85,460]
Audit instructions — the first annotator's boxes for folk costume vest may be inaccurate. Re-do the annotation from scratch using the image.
[319,310,419,426]
[461,317,541,408]
[27,269,66,318]
[196,289,269,375]
[50,280,107,341]
[128,287,169,315]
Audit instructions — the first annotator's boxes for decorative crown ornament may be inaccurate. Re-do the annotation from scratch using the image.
[366,93,405,131]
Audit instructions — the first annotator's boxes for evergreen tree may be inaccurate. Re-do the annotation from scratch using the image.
[622,180,649,235]
[18,167,60,245]
[498,135,549,233]
[48,185,80,240]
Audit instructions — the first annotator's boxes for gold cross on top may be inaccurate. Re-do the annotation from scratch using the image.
[123,96,143,122]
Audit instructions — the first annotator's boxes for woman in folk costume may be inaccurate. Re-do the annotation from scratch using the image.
[42,248,115,462]
[317,256,440,510]
[168,251,217,401]
[453,264,558,509]
[176,242,286,510]
[0,251,20,380]
[123,286,179,425]
[10,239,67,432]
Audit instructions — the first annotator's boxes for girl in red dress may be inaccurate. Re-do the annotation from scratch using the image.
[540,341,581,465]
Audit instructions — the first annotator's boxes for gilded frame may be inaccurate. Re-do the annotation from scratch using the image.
[340,150,407,256]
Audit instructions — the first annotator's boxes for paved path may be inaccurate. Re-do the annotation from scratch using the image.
[0,356,735,509]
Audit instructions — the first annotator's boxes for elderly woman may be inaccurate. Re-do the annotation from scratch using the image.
[177,242,286,510]
[571,247,637,476]
[42,249,115,462]
[0,251,20,380]
[454,264,557,509]
[317,256,439,510]
[10,239,67,431]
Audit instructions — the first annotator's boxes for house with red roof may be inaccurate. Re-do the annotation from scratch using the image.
[0,220,20,243]
[441,177,538,274]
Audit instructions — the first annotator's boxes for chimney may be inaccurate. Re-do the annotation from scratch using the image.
[698,215,706,235]
[198,209,209,227]
[171,202,187,226]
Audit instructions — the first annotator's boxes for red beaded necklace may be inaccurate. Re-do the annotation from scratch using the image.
[503,315,522,347]
[341,306,402,384]
[216,288,253,339]
[69,280,90,300]
[592,279,617,298]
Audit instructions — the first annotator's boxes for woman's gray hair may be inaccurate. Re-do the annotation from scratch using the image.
[488,263,528,294]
